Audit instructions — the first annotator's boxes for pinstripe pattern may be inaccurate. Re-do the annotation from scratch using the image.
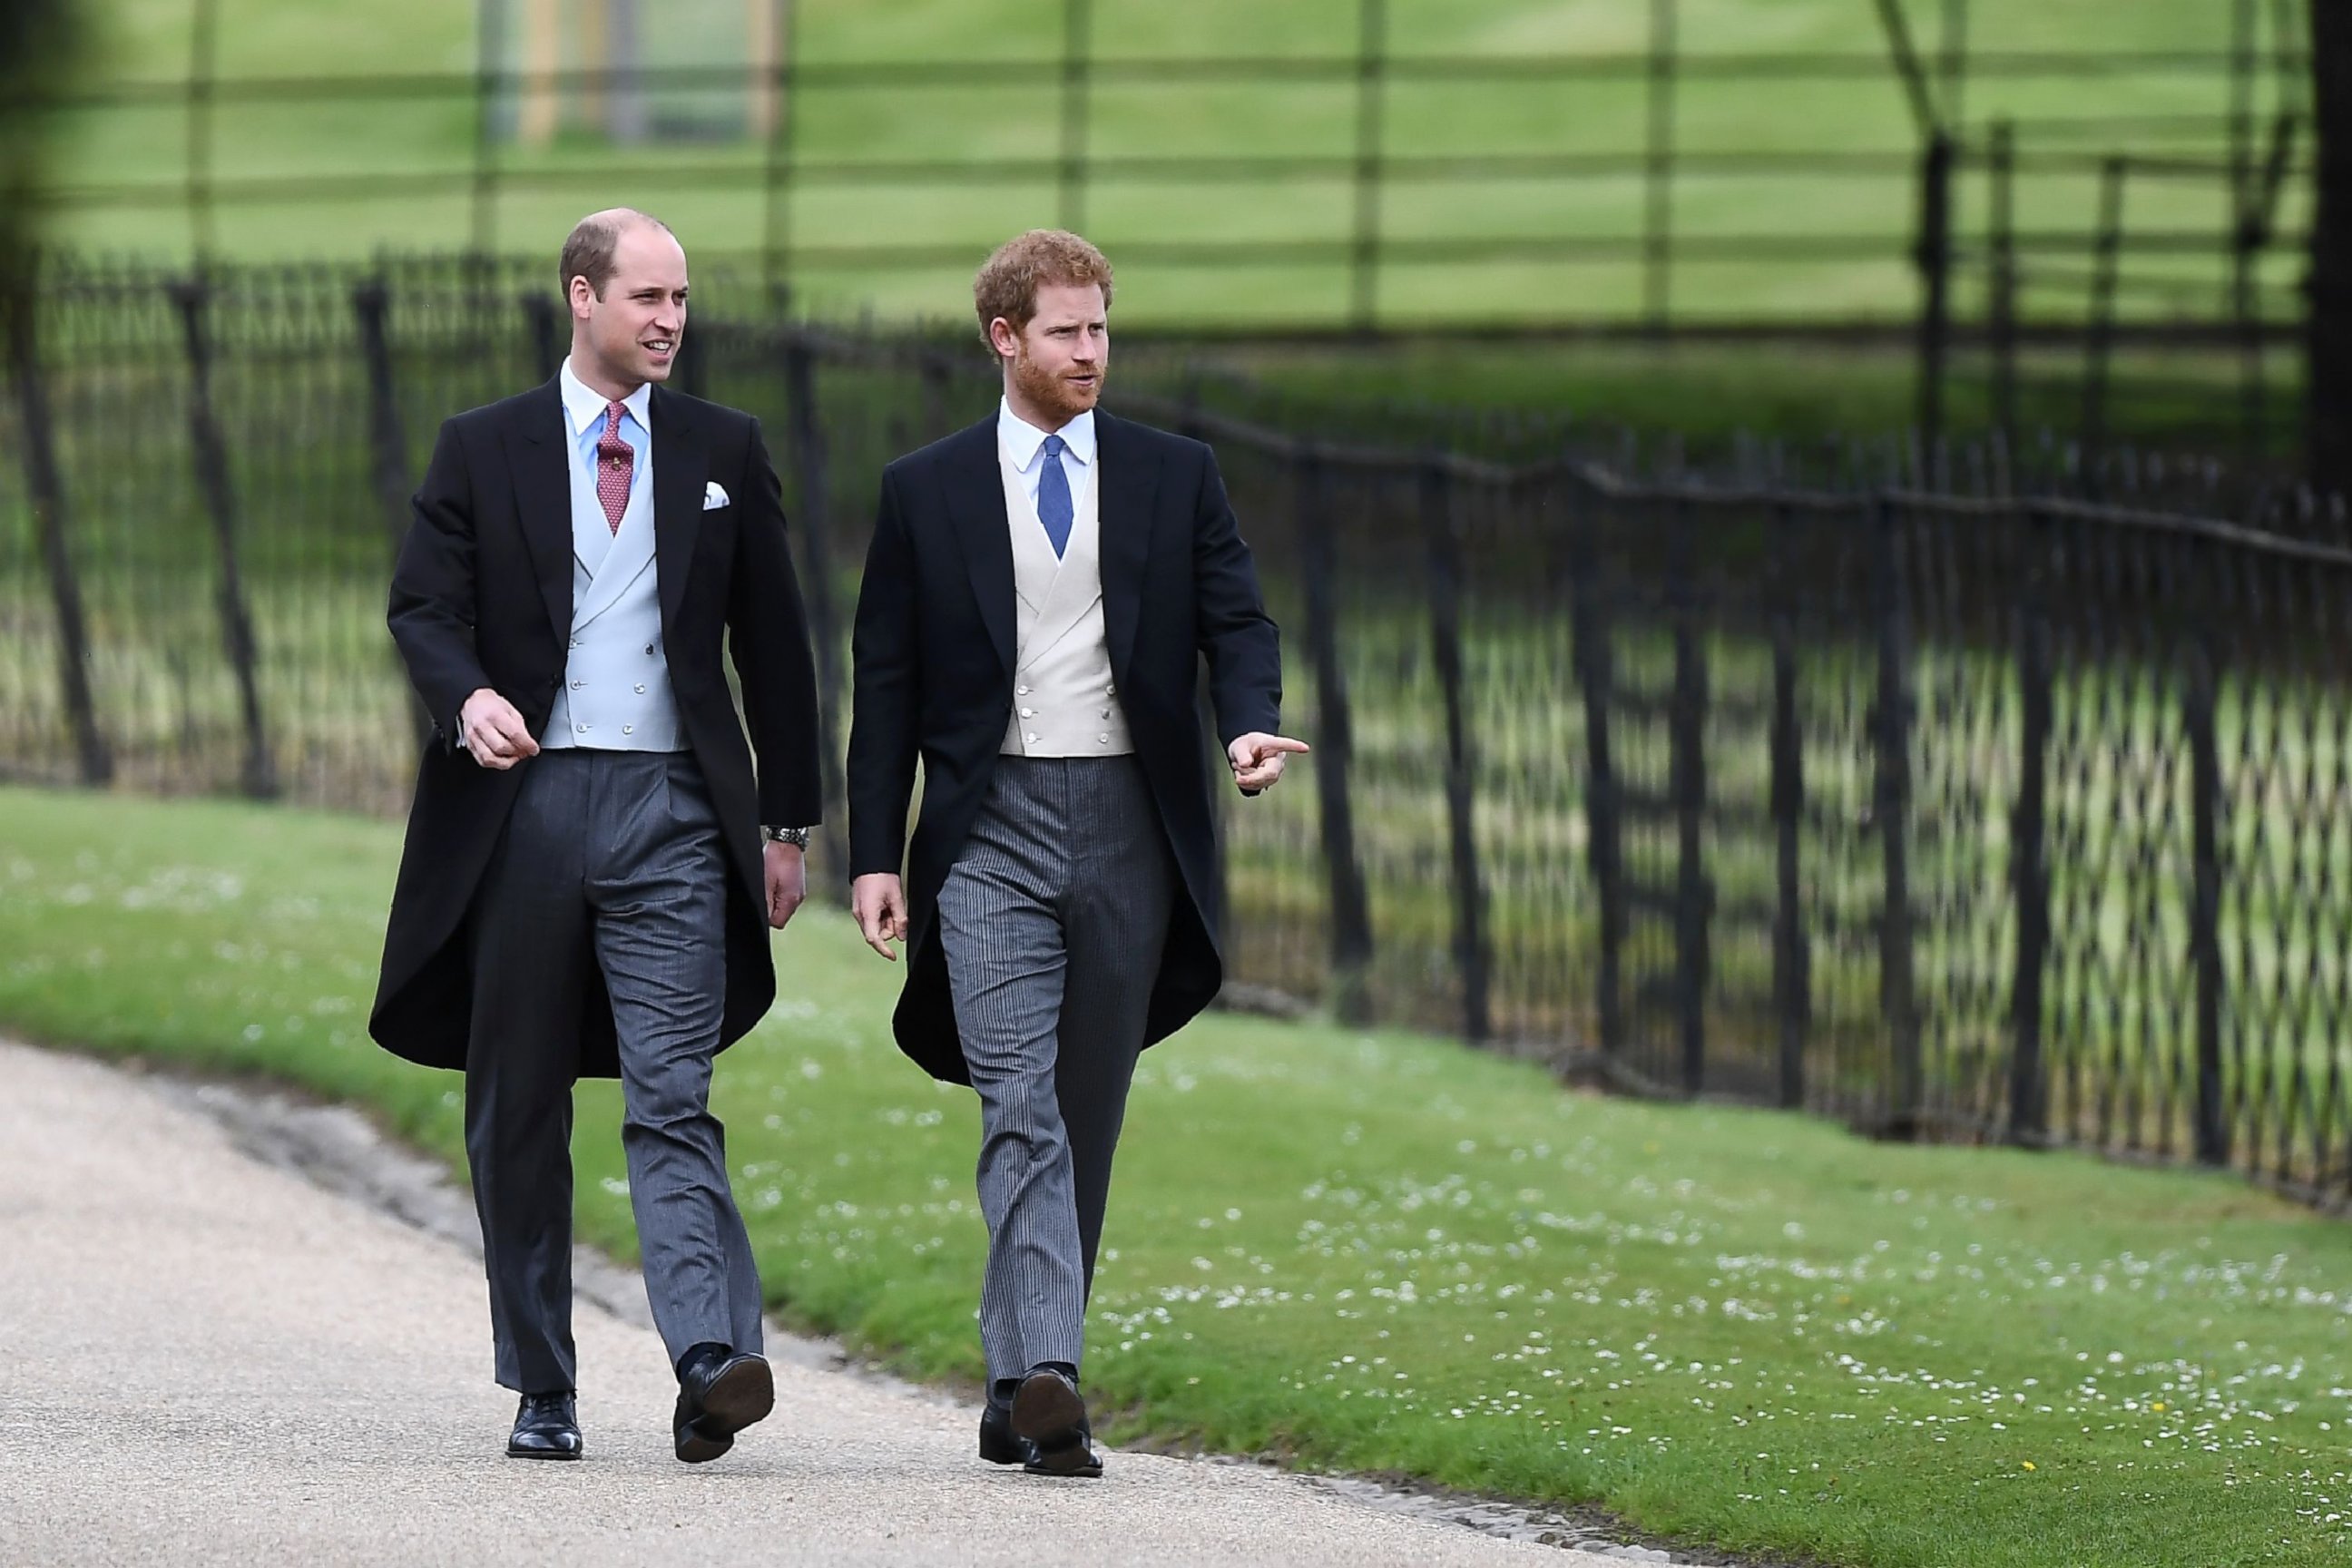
[936,756,1175,1383]
[465,750,765,1393]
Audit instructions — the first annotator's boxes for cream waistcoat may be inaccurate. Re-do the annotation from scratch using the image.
[997,437,1132,757]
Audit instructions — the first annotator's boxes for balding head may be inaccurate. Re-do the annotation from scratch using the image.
[559,208,676,302]
[560,209,690,399]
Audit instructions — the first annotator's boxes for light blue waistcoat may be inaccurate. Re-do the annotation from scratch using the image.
[541,425,683,753]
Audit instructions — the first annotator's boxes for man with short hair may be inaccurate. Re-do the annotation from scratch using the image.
[372,208,822,1465]
[848,229,1305,1477]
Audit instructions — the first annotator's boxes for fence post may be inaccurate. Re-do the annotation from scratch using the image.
[917,354,956,443]
[1298,446,1374,1024]
[2184,545,2230,1167]
[1768,505,1808,1108]
[1913,131,1955,456]
[1642,0,1679,333]
[353,279,436,752]
[782,341,848,885]
[1420,458,1489,1043]
[5,285,112,787]
[1667,499,1710,1096]
[521,290,561,383]
[171,277,277,801]
[469,0,500,255]
[188,0,220,260]
[760,0,799,299]
[2080,157,2127,493]
[1988,118,2019,465]
[1348,0,1388,333]
[677,323,710,398]
[2227,0,2266,484]
[1058,0,1094,233]
[1873,497,1919,1136]
[2007,506,2052,1143]
[1179,395,1231,941]
[353,280,411,557]
[1569,481,1625,1062]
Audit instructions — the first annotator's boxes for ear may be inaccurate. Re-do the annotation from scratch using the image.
[567,276,595,321]
[987,316,1021,360]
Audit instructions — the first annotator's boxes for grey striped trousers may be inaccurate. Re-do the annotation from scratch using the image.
[464,750,766,1393]
[936,755,1176,1384]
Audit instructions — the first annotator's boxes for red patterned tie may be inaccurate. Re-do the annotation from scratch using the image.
[595,400,633,534]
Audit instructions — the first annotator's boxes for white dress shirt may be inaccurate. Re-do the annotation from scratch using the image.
[998,398,1094,534]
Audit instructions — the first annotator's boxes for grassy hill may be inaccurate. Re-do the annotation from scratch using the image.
[44,0,2309,332]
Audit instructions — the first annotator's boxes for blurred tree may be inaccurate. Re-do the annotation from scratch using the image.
[2312,0,2350,497]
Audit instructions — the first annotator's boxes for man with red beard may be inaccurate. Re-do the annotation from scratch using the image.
[847,229,1305,1477]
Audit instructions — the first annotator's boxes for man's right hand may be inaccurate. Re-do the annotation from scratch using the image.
[459,688,540,770]
[851,872,908,960]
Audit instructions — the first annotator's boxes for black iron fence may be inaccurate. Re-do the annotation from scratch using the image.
[6,257,2352,1210]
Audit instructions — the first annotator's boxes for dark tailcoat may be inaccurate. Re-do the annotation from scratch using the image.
[847,411,1281,1084]
[368,380,823,1076]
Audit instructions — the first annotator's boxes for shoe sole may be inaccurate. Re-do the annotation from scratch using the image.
[676,1356,776,1464]
[505,1445,583,1461]
[1009,1375,1086,1451]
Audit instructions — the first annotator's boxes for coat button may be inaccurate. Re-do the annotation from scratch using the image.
[622,724,634,735]
[1025,732,1038,744]
[634,683,646,693]
[645,643,656,655]
[1097,734,1110,745]
[570,680,583,690]
[575,723,588,733]
[1020,708,1035,718]
[1017,685,1031,695]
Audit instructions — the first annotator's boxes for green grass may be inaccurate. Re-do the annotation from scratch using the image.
[1211,338,2302,456]
[5,782,2352,1566]
[43,0,2309,335]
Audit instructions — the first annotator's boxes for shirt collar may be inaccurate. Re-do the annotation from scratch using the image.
[559,357,652,439]
[997,397,1095,470]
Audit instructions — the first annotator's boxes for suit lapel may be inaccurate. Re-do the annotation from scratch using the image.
[650,386,709,633]
[943,420,1016,677]
[507,380,574,648]
[1095,413,1159,682]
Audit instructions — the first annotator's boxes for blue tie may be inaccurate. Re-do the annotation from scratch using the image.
[1036,434,1073,559]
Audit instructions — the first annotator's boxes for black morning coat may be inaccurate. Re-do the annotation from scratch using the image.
[368,380,823,1077]
[847,410,1283,1085]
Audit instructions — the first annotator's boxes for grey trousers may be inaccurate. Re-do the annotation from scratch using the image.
[936,756,1176,1385]
[464,749,764,1394]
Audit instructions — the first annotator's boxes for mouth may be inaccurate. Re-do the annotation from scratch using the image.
[642,338,677,360]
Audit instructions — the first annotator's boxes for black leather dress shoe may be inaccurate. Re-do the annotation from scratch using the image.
[506,1390,582,1460]
[1010,1368,1104,1478]
[673,1349,774,1464]
[979,1395,1035,1465]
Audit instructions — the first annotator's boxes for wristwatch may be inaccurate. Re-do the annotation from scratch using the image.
[761,825,812,848]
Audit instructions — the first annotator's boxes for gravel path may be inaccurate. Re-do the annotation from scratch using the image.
[0,1040,1637,1566]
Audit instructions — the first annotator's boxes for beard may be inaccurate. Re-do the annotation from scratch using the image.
[1012,346,1102,422]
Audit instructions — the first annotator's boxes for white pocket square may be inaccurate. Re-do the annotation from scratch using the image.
[702,480,730,510]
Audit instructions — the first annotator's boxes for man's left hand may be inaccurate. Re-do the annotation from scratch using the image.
[763,840,807,930]
[1228,731,1310,793]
